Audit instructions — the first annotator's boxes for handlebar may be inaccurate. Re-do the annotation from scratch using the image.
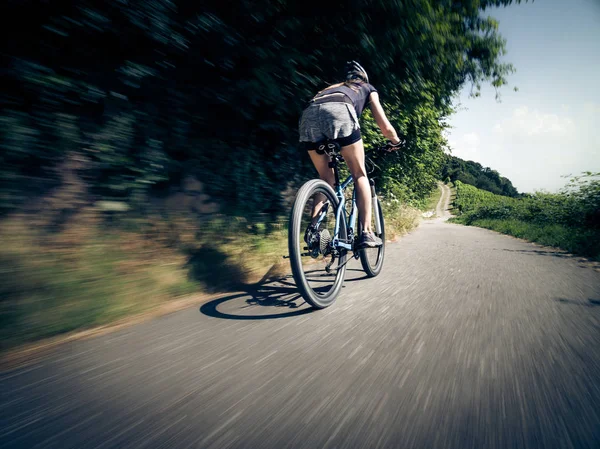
[316,138,406,157]
[365,140,406,174]
[372,139,406,153]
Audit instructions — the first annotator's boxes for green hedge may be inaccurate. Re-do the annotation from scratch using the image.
[452,178,600,259]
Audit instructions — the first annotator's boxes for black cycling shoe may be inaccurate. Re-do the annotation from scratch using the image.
[358,231,382,249]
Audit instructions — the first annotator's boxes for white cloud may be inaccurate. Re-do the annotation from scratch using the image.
[447,131,481,161]
[493,106,575,138]
[583,102,600,114]
[448,104,600,193]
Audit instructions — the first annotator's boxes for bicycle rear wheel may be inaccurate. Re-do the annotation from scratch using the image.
[359,197,385,277]
[288,179,347,309]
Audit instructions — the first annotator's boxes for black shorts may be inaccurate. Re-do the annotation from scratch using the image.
[299,128,362,152]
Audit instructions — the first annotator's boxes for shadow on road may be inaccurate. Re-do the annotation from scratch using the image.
[555,298,600,308]
[199,264,371,320]
[501,248,600,270]
[200,278,314,320]
[344,268,370,281]
[502,248,574,258]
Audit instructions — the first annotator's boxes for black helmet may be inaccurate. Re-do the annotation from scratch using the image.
[345,60,369,83]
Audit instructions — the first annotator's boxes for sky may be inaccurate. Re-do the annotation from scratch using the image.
[447,0,600,193]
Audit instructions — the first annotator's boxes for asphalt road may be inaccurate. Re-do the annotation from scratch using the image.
[2,193,600,449]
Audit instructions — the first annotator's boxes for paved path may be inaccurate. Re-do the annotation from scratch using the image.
[436,182,452,218]
[2,216,600,448]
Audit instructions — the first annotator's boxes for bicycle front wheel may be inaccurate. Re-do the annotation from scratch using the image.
[288,179,347,309]
[359,197,385,277]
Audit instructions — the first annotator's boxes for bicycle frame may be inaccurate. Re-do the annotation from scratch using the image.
[311,143,386,255]
[311,172,355,251]
[332,175,356,251]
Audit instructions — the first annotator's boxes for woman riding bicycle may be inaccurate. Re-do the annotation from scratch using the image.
[299,61,402,248]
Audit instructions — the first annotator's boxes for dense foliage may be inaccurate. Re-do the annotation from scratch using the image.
[2,0,524,216]
[453,175,600,258]
[442,155,519,197]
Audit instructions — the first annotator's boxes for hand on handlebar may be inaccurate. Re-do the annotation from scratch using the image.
[383,138,405,152]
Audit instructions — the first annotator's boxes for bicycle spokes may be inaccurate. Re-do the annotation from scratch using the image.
[288,180,347,308]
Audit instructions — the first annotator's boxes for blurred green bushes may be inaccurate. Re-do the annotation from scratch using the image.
[1,0,523,216]
[451,176,600,258]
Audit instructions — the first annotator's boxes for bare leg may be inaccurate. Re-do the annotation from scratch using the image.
[340,140,373,233]
[307,150,335,221]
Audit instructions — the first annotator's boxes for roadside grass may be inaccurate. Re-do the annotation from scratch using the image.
[0,215,200,350]
[450,217,600,260]
[0,201,422,352]
[383,201,422,237]
[449,180,600,260]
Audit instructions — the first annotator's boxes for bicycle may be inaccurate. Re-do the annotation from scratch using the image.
[288,140,397,309]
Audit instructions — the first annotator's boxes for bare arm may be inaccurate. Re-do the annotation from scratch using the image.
[368,92,401,144]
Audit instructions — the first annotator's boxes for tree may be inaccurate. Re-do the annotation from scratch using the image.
[441,154,519,197]
[1,0,527,214]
